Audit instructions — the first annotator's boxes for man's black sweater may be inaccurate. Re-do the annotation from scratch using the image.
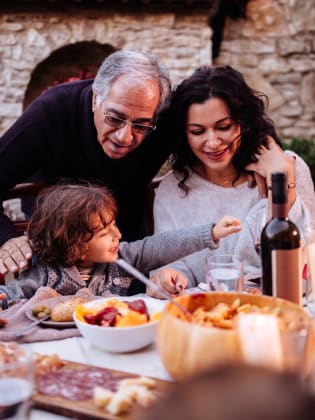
[0,79,171,244]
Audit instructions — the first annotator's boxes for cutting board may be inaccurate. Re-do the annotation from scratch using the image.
[32,360,173,419]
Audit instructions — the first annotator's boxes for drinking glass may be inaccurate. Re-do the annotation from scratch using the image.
[206,254,243,292]
[0,344,34,419]
[281,326,310,376]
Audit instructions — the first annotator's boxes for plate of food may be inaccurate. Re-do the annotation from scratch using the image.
[26,295,92,328]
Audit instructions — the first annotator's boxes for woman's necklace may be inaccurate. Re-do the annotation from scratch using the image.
[193,165,247,187]
[211,176,236,187]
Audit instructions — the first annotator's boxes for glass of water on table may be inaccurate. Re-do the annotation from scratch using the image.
[0,343,34,419]
[206,254,243,292]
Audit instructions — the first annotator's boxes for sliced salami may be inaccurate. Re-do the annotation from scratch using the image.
[36,367,129,401]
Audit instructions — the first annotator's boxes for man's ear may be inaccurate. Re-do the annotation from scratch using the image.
[92,92,97,112]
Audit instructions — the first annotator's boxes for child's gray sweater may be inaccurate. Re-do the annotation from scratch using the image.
[0,223,217,303]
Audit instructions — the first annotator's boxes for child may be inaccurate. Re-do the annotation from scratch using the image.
[0,184,241,304]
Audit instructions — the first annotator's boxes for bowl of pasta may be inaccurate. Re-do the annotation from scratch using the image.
[157,292,315,381]
[74,296,165,353]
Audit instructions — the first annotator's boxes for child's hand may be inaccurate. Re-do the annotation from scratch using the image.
[147,268,188,299]
[212,215,241,241]
[0,292,6,309]
[0,292,8,327]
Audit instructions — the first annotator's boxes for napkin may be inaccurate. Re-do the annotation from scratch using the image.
[0,286,93,343]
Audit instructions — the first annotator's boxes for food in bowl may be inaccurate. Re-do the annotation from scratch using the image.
[74,297,165,352]
[157,292,315,380]
[189,298,308,332]
[75,298,160,328]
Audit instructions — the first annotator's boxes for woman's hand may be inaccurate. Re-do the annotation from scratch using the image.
[212,215,241,241]
[245,136,296,205]
[246,136,290,182]
[147,268,188,299]
[0,236,32,275]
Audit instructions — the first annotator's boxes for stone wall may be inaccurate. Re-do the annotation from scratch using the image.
[0,9,212,135]
[1,0,314,140]
[214,0,315,140]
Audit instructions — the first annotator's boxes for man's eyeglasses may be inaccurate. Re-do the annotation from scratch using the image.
[103,114,156,136]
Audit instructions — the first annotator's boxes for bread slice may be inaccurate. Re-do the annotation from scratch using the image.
[50,297,88,322]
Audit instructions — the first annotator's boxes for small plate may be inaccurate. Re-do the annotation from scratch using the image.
[25,296,80,328]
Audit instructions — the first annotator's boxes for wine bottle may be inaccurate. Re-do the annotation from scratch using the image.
[261,172,302,304]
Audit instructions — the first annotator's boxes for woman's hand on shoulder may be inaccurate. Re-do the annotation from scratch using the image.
[245,136,296,197]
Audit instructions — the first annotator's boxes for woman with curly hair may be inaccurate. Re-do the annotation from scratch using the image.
[149,65,314,293]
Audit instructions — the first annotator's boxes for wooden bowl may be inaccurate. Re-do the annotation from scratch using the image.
[157,292,315,381]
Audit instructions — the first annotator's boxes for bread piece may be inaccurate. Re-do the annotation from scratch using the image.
[106,388,134,415]
[92,375,157,415]
[132,385,157,408]
[93,387,114,407]
[34,353,66,376]
[119,376,156,389]
[50,297,88,322]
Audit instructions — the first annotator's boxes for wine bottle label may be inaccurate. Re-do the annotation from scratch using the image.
[272,248,302,304]
[307,242,315,300]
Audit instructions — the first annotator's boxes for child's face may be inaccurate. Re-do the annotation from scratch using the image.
[80,217,122,267]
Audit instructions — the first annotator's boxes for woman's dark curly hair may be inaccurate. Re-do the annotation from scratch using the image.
[157,65,281,193]
[27,183,117,267]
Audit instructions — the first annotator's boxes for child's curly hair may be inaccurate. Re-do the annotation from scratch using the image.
[27,183,117,267]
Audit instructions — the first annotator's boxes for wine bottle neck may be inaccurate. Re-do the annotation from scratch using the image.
[272,202,288,219]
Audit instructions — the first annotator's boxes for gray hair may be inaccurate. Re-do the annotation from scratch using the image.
[92,50,171,114]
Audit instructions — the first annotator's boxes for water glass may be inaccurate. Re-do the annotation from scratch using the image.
[281,327,310,376]
[0,344,34,419]
[242,281,262,295]
[206,254,243,292]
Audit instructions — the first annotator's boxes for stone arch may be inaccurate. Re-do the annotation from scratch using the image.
[23,41,115,109]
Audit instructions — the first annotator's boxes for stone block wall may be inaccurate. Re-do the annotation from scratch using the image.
[214,0,315,140]
[0,9,212,135]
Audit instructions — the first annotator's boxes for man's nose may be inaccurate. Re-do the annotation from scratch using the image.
[115,123,134,144]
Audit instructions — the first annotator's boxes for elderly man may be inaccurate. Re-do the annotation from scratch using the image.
[0,50,171,276]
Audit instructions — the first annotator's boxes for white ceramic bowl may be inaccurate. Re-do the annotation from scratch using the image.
[74,296,165,353]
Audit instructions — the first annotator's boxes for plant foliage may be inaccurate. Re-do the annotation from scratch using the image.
[283,138,315,184]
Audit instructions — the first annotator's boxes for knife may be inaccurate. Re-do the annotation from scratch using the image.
[116,258,192,319]
[14,314,50,338]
